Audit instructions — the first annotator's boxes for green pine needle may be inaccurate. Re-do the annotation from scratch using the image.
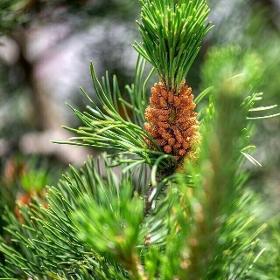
[134,0,211,91]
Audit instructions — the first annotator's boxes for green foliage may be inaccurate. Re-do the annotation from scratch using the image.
[73,180,143,259]
[0,158,129,279]
[134,0,211,90]
[58,57,176,171]
[0,45,278,280]
[0,157,56,240]
[202,46,263,94]
[164,46,267,279]
[73,181,145,279]
[0,0,29,33]
[1,1,279,279]
[200,46,279,165]
[20,166,49,193]
[250,215,280,280]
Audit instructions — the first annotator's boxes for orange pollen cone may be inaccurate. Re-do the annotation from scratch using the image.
[144,82,199,160]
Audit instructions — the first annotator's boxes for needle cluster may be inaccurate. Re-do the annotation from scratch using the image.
[135,0,211,91]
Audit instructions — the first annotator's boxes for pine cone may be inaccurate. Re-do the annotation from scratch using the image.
[144,82,199,160]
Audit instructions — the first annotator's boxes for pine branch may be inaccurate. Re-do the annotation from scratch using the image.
[56,58,176,171]
[134,0,211,91]
[0,158,129,279]
[180,46,267,279]
[1,2,279,279]
[72,180,146,280]
[0,156,172,279]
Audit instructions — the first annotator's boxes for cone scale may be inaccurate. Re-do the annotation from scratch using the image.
[144,82,199,161]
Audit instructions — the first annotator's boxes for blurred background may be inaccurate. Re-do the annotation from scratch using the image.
[0,0,279,219]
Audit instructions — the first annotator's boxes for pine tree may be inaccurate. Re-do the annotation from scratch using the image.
[1,1,280,279]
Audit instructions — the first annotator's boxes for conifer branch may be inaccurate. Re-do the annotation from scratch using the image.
[1,2,279,280]
[0,158,130,279]
[181,46,267,279]
[0,157,171,279]
[56,59,176,170]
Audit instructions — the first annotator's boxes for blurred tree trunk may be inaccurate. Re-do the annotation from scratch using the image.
[12,29,62,130]
[8,29,89,165]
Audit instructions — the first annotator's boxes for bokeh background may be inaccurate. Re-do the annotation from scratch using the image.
[0,0,279,217]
